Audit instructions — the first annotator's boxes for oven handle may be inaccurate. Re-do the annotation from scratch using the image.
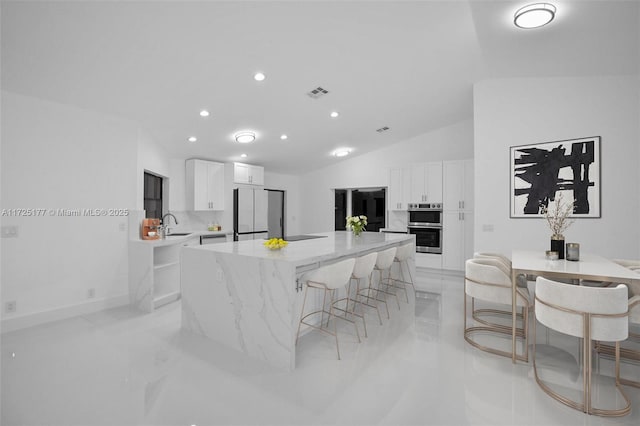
[408,224,442,229]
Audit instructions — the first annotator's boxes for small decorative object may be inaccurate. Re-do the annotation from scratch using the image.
[541,192,575,260]
[545,250,559,261]
[346,215,367,236]
[264,238,288,250]
[566,243,580,261]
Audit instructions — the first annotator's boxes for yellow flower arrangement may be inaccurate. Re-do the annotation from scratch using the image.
[264,238,288,250]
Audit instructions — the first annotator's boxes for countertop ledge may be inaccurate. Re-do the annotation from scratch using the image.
[130,230,231,246]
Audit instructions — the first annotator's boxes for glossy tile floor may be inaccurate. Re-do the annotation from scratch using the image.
[2,270,639,425]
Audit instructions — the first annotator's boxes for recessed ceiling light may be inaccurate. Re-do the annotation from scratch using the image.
[240,153,248,158]
[234,131,256,143]
[254,72,266,81]
[330,111,340,118]
[333,148,351,157]
[280,134,288,140]
[187,136,197,143]
[199,110,210,117]
[514,3,556,29]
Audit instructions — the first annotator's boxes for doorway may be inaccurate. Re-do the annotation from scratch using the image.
[267,189,285,238]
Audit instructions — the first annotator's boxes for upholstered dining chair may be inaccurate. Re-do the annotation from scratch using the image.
[533,277,631,417]
[473,252,533,290]
[464,258,531,361]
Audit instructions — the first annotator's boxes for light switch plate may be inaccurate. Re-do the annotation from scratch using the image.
[482,224,494,232]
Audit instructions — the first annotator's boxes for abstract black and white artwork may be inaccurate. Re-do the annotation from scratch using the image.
[510,136,601,218]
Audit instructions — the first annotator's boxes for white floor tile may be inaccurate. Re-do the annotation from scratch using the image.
[2,269,639,425]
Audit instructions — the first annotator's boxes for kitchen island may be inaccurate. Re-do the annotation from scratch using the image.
[180,231,415,370]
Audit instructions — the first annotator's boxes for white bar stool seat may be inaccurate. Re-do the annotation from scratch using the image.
[295,258,358,360]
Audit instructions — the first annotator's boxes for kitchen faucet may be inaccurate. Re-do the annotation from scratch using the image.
[161,213,178,236]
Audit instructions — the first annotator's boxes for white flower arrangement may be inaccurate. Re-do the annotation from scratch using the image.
[540,192,575,239]
[346,215,367,235]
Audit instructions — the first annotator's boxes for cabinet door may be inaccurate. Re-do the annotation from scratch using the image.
[410,164,425,202]
[234,163,250,184]
[388,167,405,210]
[463,159,474,211]
[192,160,210,210]
[463,210,474,263]
[425,162,442,203]
[442,211,464,271]
[249,165,264,186]
[207,162,225,210]
[443,161,464,210]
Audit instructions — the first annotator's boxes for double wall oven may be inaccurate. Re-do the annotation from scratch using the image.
[407,203,442,254]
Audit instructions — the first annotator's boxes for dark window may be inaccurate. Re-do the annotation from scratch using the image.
[334,189,347,230]
[352,189,386,232]
[144,172,163,219]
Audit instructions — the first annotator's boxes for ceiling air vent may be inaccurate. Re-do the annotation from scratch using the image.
[376,126,391,133]
[307,87,329,99]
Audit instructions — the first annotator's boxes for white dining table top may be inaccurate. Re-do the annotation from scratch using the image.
[511,250,640,283]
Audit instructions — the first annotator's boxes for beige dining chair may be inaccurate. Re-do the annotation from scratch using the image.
[533,277,631,417]
[464,258,531,362]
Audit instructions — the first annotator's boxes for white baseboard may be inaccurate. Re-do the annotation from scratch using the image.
[1,294,130,334]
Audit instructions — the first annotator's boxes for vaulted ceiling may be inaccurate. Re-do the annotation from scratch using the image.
[2,1,638,174]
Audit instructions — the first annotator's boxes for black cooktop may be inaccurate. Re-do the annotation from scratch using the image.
[284,235,328,242]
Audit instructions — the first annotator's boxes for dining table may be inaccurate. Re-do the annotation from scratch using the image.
[510,250,640,363]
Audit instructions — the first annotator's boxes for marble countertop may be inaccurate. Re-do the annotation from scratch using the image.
[189,231,414,267]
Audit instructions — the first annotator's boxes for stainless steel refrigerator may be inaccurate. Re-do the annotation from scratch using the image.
[233,187,268,241]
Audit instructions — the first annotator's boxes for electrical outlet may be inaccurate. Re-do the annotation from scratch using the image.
[216,270,223,281]
[1,226,18,238]
[119,223,126,232]
[5,300,16,314]
[87,288,95,299]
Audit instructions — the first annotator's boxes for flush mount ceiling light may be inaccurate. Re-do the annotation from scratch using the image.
[187,136,197,143]
[254,72,266,81]
[234,131,256,143]
[199,110,210,117]
[514,3,556,29]
[333,148,351,157]
[240,153,248,158]
[330,111,340,118]
[280,134,288,140]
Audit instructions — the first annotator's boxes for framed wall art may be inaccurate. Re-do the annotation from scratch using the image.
[510,136,601,218]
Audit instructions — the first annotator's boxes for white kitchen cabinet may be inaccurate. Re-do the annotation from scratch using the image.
[415,252,442,269]
[410,162,442,203]
[233,162,264,185]
[186,159,225,211]
[442,209,474,271]
[388,166,411,210]
[443,159,473,211]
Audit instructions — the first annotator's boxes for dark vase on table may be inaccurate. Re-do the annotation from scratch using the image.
[550,235,565,259]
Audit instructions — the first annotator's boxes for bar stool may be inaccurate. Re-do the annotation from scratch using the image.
[333,252,381,337]
[295,258,358,360]
[388,243,415,303]
[373,247,400,310]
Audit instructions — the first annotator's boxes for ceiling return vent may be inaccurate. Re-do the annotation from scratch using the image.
[376,126,391,133]
[306,87,329,99]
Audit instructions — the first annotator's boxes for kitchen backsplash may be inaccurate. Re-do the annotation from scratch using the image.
[168,210,224,233]
[387,210,408,231]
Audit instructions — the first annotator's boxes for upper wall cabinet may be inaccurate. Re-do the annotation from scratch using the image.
[410,162,442,203]
[443,159,473,211]
[388,166,411,210]
[233,162,264,186]
[186,159,225,211]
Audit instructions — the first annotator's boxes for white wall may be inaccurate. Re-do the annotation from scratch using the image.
[474,75,640,258]
[1,92,140,330]
[299,119,474,233]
